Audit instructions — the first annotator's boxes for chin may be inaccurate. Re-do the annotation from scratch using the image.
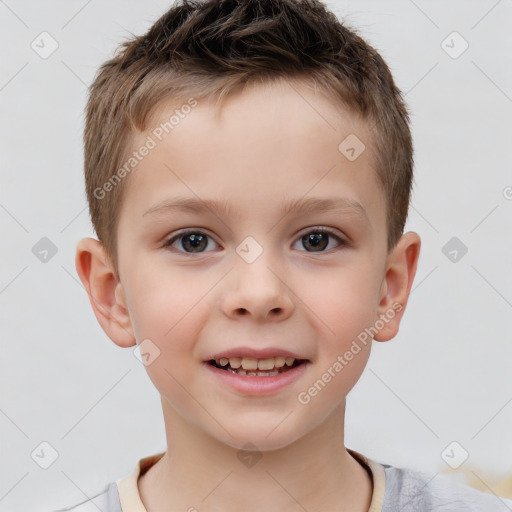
[209,416,306,453]
[221,435,299,453]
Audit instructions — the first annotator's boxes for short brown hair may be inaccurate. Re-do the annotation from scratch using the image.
[84,0,414,278]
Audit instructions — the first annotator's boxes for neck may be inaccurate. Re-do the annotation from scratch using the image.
[138,401,373,512]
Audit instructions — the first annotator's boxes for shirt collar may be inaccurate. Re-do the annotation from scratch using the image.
[117,449,385,512]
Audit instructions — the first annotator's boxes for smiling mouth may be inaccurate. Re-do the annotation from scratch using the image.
[208,356,306,377]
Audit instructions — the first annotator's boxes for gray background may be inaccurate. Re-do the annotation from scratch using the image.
[1,1,511,510]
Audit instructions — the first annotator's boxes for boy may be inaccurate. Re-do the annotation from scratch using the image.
[64,0,512,510]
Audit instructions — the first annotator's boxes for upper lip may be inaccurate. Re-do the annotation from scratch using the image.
[205,347,308,361]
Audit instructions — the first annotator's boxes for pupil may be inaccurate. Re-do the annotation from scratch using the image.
[183,233,207,252]
[304,233,328,251]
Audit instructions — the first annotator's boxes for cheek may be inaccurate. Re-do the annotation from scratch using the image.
[131,301,208,415]
[298,264,380,336]
[124,265,217,371]
[299,267,377,397]
[125,263,213,341]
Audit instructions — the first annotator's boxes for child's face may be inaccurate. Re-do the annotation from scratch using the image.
[107,79,413,450]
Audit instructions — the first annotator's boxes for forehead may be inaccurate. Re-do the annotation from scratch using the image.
[119,78,386,237]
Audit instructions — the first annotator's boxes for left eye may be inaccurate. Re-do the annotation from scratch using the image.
[164,231,219,253]
[292,228,346,252]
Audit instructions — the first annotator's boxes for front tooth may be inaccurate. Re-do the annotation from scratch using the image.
[274,356,285,368]
[241,358,258,370]
[219,358,229,366]
[258,358,275,370]
[229,357,242,369]
[285,357,295,366]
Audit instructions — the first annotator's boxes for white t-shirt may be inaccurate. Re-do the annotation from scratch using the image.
[55,449,512,512]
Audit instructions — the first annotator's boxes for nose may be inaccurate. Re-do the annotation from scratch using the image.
[221,252,295,322]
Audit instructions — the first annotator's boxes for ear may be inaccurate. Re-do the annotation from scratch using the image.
[373,231,421,342]
[75,237,136,348]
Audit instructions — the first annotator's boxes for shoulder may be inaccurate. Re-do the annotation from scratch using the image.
[382,464,512,512]
[53,482,121,512]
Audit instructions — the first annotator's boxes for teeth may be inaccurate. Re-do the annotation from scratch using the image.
[225,368,281,377]
[228,357,242,369]
[214,356,297,371]
[274,356,286,368]
[241,358,258,370]
[257,358,275,370]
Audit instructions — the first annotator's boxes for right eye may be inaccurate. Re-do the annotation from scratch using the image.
[163,230,220,254]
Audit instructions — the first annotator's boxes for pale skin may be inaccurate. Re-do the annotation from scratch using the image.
[76,78,421,512]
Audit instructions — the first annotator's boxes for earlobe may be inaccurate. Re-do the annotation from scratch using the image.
[75,237,136,348]
[373,231,421,342]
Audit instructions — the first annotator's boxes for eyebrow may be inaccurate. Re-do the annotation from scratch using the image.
[143,195,369,223]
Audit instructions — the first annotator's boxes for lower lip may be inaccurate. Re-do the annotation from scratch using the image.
[203,361,309,395]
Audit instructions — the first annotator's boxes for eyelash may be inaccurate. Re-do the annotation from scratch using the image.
[162,227,348,255]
